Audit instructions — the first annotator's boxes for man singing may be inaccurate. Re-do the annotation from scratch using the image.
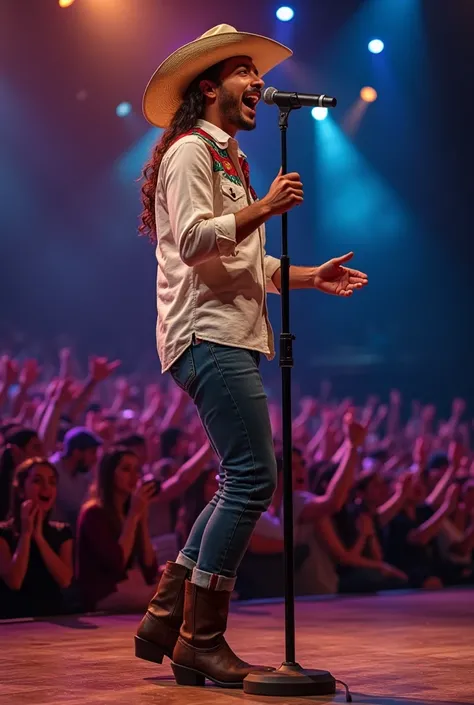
[135,24,368,688]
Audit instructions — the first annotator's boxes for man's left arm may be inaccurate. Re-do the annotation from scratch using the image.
[267,261,316,293]
[267,253,368,297]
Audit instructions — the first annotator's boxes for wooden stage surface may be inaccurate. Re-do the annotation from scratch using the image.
[1,590,473,705]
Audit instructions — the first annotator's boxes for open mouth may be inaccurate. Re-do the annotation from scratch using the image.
[242,92,260,115]
[39,495,52,504]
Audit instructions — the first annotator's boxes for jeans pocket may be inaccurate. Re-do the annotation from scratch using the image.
[208,342,260,368]
[169,346,196,392]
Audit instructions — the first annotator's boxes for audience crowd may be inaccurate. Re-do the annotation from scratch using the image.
[0,344,473,618]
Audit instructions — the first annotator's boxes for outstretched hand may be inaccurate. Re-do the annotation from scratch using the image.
[314,252,368,297]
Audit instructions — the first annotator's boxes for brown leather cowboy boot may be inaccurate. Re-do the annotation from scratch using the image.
[134,561,189,663]
[171,580,274,688]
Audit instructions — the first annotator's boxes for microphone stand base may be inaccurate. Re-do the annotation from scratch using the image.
[243,662,336,696]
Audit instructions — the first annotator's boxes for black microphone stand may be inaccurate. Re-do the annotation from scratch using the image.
[243,106,337,697]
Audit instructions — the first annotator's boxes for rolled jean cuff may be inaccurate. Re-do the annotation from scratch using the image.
[191,567,236,592]
[176,551,197,571]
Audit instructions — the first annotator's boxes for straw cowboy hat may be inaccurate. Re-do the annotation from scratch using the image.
[143,24,292,128]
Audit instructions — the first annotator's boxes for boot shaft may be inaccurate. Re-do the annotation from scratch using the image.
[180,580,231,648]
[147,561,189,621]
[172,579,274,686]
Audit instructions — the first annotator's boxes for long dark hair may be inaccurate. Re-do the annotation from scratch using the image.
[87,446,137,532]
[0,427,40,522]
[9,457,58,532]
[139,61,224,243]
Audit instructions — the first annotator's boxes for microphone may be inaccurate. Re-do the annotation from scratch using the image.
[263,87,337,110]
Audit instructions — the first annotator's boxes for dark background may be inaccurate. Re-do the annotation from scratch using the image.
[2,0,473,410]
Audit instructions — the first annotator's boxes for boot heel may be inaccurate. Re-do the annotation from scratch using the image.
[134,636,165,664]
[171,663,206,687]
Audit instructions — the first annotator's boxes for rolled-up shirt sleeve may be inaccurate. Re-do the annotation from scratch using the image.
[264,254,281,294]
[161,139,237,266]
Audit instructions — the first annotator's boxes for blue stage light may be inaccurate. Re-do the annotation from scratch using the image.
[116,102,132,117]
[368,39,384,54]
[311,107,328,121]
[276,6,294,22]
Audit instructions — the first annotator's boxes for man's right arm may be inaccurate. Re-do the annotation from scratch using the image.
[233,201,272,243]
[163,141,302,267]
[163,140,271,267]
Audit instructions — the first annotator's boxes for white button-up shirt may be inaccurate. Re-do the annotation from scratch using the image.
[155,119,281,372]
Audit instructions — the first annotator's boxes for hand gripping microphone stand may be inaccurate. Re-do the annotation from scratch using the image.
[243,101,350,700]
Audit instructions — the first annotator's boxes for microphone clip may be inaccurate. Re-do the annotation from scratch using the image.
[278,104,299,129]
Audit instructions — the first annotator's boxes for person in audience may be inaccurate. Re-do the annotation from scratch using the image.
[0,458,73,618]
[354,469,412,536]
[403,442,468,585]
[258,412,371,595]
[236,454,310,600]
[321,470,410,593]
[175,466,219,550]
[118,434,149,471]
[424,452,450,494]
[50,427,102,533]
[0,427,45,521]
[159,427,190,474]
[76,446,158,612]
[146,440,213,564]
[436,478,474,584]
[383,473,458,588]
[305,447,409,594]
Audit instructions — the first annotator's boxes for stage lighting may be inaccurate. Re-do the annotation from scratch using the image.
[116,102,132,117]
[360,87,378,103]
[368,39,384,54]
[311,107,328,121]
[59,0,75,6]
[276,6,294,22]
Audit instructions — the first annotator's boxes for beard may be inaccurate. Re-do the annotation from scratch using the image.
[218,86,256,132]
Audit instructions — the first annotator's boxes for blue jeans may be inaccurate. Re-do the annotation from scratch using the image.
[169,340,277,584]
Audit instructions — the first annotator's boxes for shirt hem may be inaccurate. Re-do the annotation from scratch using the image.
[160,335,274,373]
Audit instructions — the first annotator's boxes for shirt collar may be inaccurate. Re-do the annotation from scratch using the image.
[196,119,247,158]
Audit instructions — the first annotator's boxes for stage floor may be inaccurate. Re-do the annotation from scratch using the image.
[1,590,473,705]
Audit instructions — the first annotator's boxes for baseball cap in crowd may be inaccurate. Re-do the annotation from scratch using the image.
[63,427,103,455]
